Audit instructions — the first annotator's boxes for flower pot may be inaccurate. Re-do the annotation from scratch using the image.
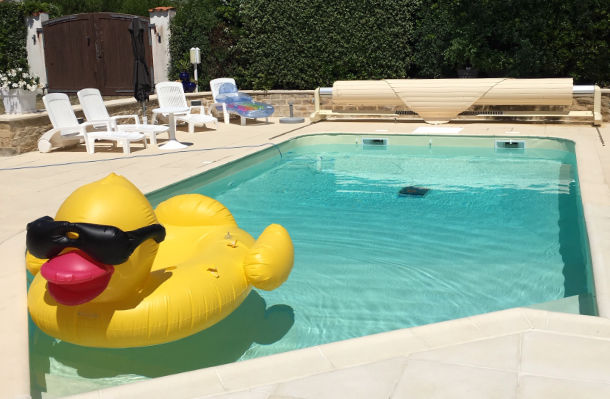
[1,88,37,114]
[184,81,196,93]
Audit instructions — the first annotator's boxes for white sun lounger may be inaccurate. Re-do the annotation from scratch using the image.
[39,93,146,154]
[77,88,169,146]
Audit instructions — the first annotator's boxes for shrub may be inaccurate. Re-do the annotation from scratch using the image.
[0,1,28,71]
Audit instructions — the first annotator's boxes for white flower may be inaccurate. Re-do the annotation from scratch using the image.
[0,68,41,91]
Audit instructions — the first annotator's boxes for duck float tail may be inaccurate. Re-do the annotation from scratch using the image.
[26,173,294,348]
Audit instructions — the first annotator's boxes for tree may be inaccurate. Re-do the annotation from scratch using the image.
[168,0,238,89]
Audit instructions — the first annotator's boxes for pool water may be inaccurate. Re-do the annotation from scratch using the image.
[29,135,595,397]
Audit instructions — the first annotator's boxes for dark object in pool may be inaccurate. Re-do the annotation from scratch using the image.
[398,186,429,197]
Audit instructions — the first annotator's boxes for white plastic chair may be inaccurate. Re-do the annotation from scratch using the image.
[39,93,146,154]
[77,88,169,146]
[151,82,217,133]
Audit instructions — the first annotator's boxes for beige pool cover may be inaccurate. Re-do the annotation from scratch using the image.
[332,78,573,123]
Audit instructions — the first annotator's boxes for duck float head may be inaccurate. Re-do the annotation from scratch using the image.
[26,173,294,348]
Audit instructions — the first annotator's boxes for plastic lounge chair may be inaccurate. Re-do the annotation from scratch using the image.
[77,88,169,146]
[210,78,274,126]
[151,82,218,133]
[39,93,146,154]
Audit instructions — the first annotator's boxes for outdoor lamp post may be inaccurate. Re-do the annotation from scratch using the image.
[190,47,201,93]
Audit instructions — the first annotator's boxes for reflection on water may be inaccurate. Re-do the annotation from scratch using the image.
[30,291,294,398]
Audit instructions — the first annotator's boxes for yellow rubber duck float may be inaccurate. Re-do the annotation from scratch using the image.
[26,173,294,348]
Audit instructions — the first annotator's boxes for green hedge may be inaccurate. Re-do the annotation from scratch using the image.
[412,0,610,85]
[0,2,28,72]
[234,0,420,89]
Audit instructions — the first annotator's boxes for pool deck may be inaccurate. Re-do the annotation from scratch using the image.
[1,119,610,398]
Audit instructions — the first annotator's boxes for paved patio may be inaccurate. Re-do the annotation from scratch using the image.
[1,118,609,398]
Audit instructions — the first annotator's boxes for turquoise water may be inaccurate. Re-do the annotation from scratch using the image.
[30,135,595,397]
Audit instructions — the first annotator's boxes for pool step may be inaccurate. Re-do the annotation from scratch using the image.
[526,294,597,315]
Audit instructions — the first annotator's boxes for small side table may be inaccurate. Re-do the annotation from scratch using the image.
[152,107,190,150]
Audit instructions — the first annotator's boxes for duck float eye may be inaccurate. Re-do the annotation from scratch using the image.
[25,173,294,348]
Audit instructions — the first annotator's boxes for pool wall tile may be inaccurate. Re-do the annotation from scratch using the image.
[520,331,610,383]
[583,204,610,317]
[520,308,551,329]
[318,328,428,368]
[408,316,487,348]
[517,375,610,399]
[271,357,407,399]
[214,346,333,392]
[203,385,276,399]
[466,308,532,336]
[88,367,225,399]
[0,233,30,399]
[409,333,521,371]
[392,359,518,399]
[543,311,610,337]
[63,391,100,399]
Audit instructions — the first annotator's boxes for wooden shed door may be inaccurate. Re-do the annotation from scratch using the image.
[42,13,154,96]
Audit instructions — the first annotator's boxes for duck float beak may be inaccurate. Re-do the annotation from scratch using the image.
[40,250,114,306]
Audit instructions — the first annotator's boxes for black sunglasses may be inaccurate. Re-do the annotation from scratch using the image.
[26,216,166,265]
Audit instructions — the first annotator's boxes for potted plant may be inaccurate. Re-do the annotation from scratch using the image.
[0,68,42,114]
[175,55,196,93]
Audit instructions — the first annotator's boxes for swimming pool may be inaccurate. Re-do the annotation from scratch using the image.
[29,134,595,397]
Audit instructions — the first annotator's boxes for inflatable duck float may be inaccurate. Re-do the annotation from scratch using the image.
[26,173,294,348]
